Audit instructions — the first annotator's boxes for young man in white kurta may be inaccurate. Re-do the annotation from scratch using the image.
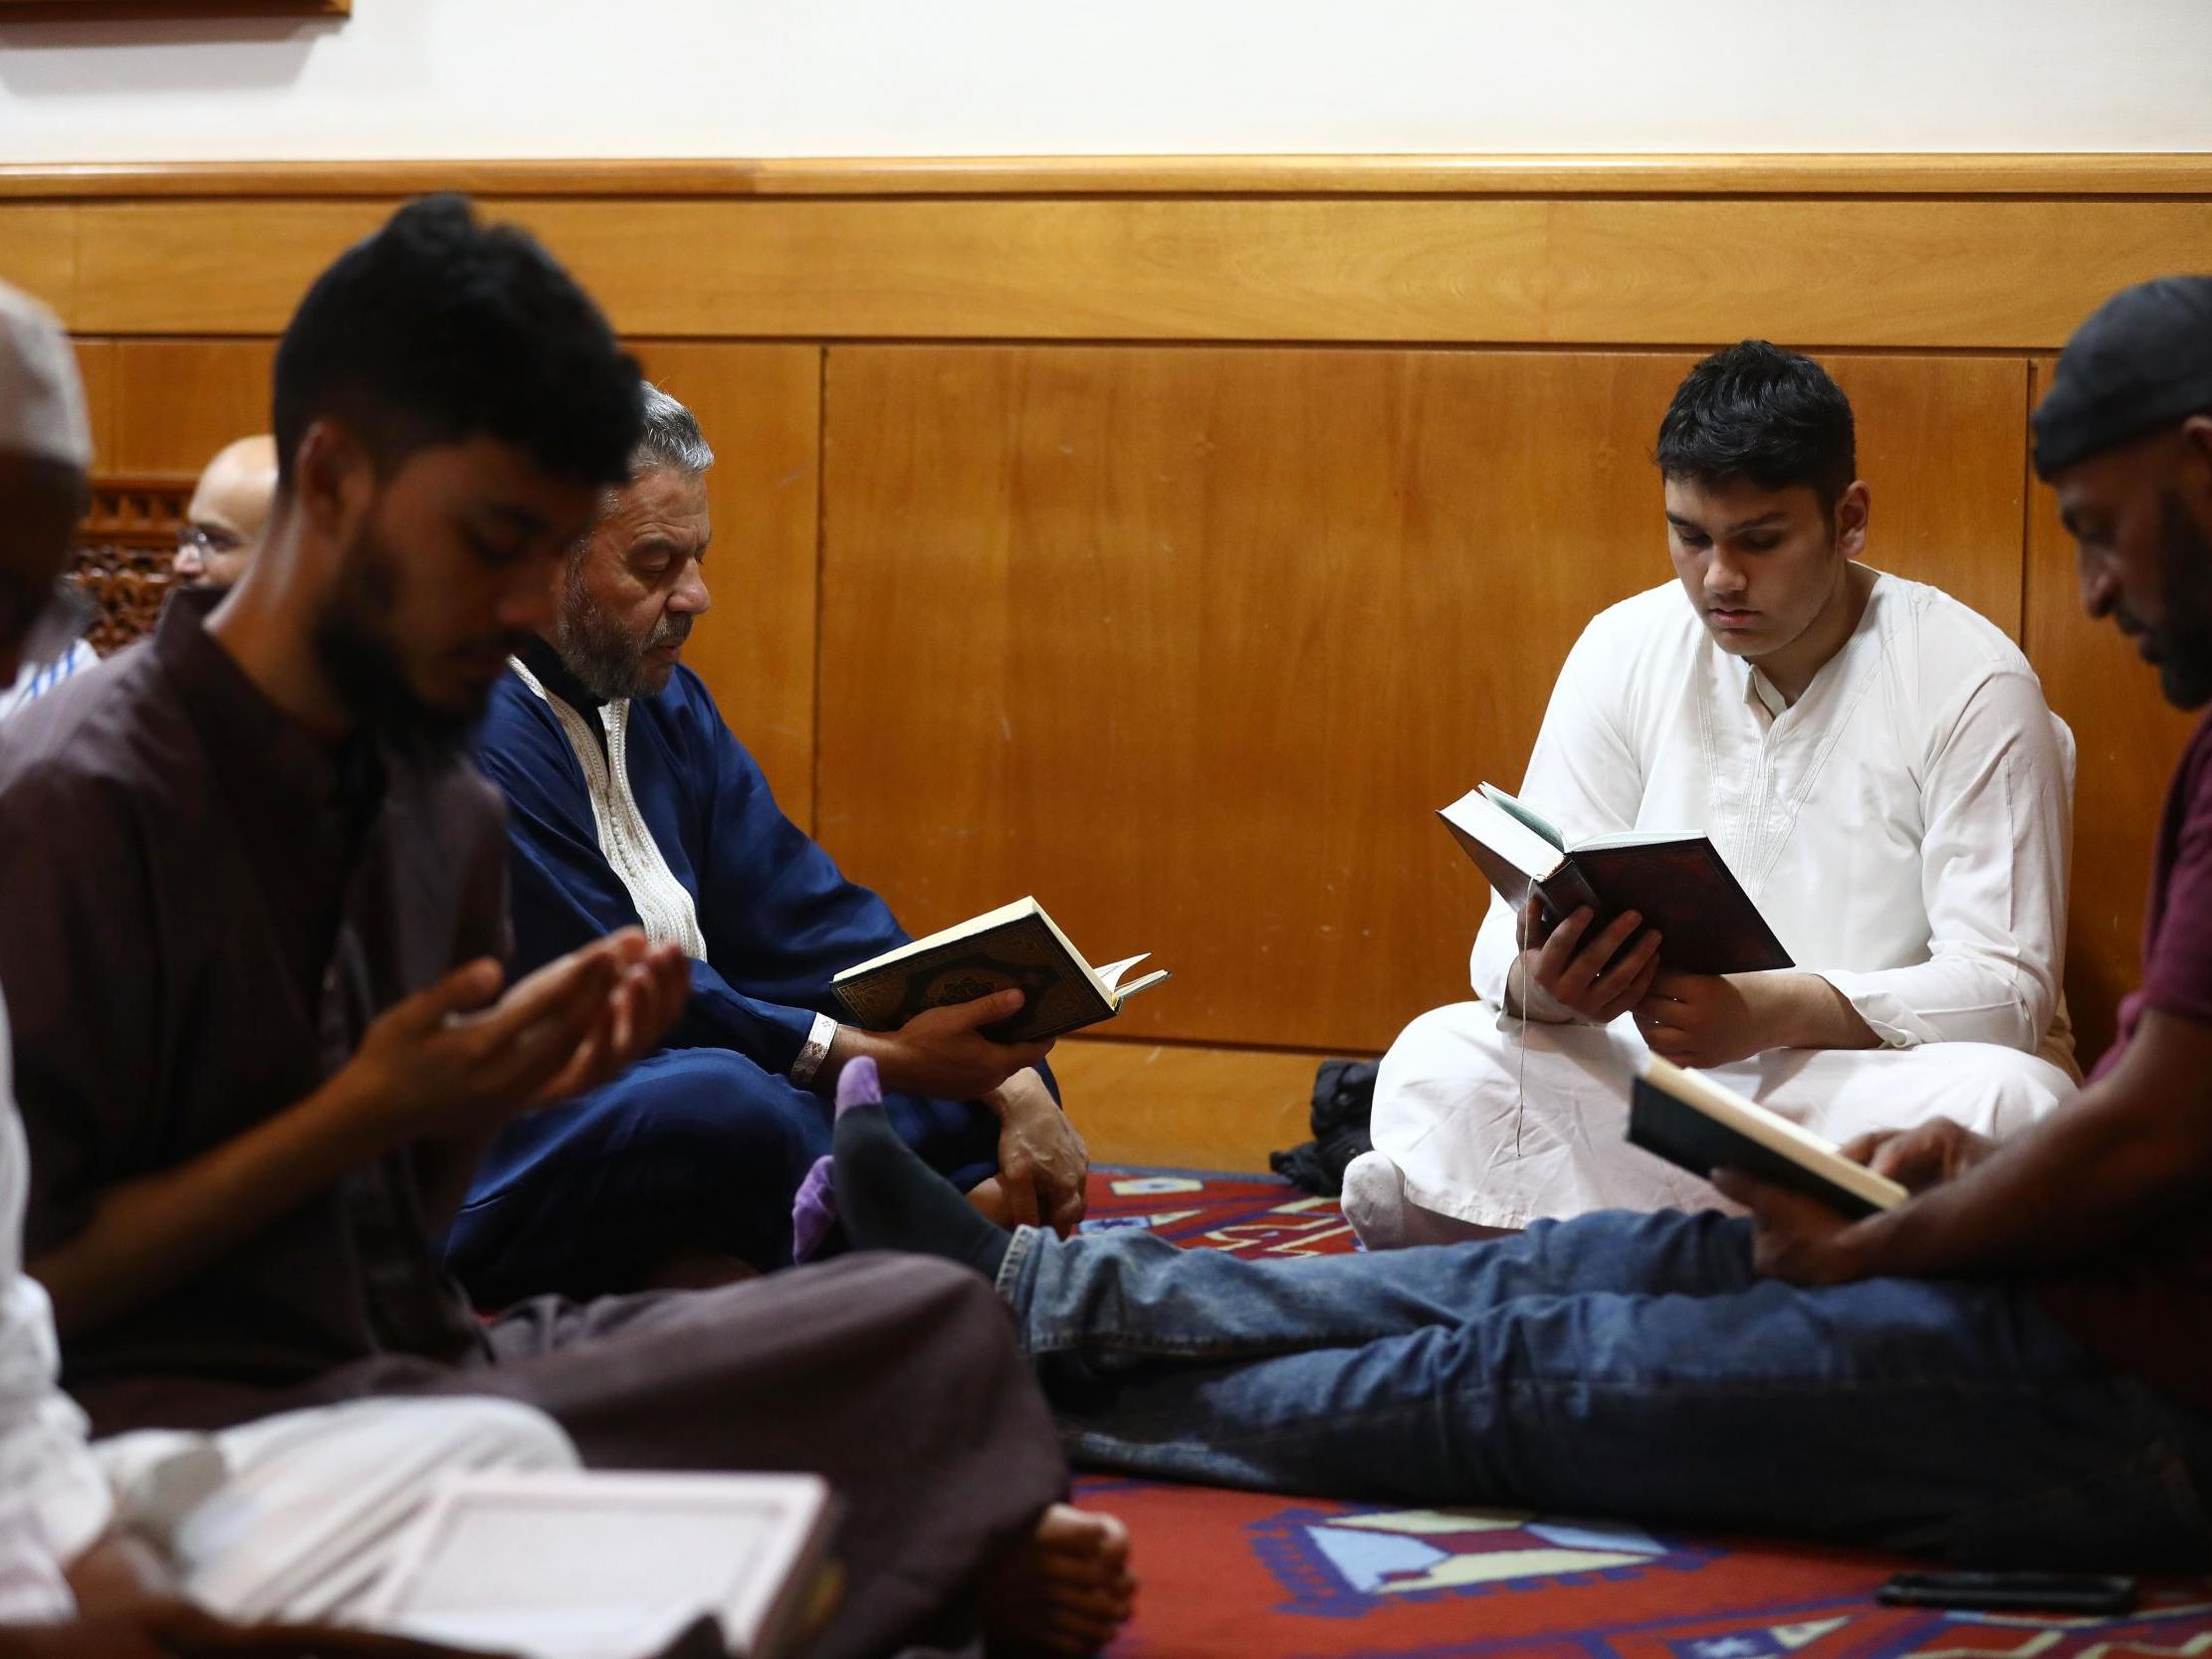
[1347,343,2078,1244]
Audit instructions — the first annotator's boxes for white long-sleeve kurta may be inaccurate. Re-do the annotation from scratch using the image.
[0,990,113,1620]
[1367,570,2080,1234]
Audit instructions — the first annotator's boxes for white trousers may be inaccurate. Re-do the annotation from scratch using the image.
[99,1396,577,1623]
[1347,1001,2078,1246]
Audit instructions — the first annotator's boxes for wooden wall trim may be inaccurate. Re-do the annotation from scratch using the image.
[12,195,2211,349]
[0,1,344,19]
[0,153,2207,201]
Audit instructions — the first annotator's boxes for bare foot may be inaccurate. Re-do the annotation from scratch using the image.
[982,1503,1136,1656]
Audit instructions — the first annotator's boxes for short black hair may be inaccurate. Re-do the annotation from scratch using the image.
[272,194,641,493]
[1654,340,1858,512]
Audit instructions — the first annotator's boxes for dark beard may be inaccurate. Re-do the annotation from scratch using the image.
[311,519,483,765]
[2153,494,2212,711]
[551,553,692,702]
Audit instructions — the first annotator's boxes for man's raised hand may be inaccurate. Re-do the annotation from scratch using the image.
[1508,899,1662,1023]
[332,929,690,1147]
[525,931,691,1110]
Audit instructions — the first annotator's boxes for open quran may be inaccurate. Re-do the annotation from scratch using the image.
[364,1470,840,1659]
[832,897,1171,1044]
[1627,1056,1908,1219]
[1439,783,1792,976]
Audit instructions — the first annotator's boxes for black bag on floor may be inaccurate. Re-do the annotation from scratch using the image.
[1268,1057,1379,1197]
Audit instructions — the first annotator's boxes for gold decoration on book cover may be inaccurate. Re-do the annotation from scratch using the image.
[834,920,1107,1043]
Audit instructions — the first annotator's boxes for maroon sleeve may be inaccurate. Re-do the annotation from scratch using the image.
[2140,736,2212,1026]
[0,755,158,1257]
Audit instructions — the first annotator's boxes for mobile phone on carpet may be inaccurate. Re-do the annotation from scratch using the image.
[1877,1570,2137,1614]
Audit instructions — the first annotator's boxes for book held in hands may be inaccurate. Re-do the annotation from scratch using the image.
[1627,1055,1908,1219]
[1438,783,1793,976]
[831,896,1171,1045]
[362,1470,841,1659]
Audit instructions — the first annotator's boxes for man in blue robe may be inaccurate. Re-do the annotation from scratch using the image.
[452,386,1088,1304]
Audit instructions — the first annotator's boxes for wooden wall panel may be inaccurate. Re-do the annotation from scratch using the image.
[110,337,278,473]
[1828,355,2029,638]
[817,345,2033,1054]
[70,202,387,335]
[63,335,823,822]
[627,342,822,827]
[71,338,114,471]
[0,205,77,317]
[30,157,2188,1071]
[95,336,822,820]
[38,196,2212,349]
[2023,358,2202,1067]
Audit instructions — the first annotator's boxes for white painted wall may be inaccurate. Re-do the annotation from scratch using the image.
[0,0,2207,163]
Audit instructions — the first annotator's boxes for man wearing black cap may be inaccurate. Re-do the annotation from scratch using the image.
[825,275,2212,1569]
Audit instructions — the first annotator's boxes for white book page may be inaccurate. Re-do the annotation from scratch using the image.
[364,1472,832,1659]
[1111,969,1171,1005]
[382,1604,701,1659]
[834,897,1041,983]
[1439,789,1564,883]
[1092,953,1151,994]
[1092,956,1172,1008]
[1478,783,1566,850]
[1574,830,1691,851]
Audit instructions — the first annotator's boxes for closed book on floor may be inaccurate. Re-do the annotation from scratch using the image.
[1627,1055,1908,1219]
[1438,783,1792,976]
[831,896,1171,1044]
[362,1470,841,1659]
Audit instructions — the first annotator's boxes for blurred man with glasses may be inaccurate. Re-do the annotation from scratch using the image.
[2,431,279,724]
[172,436,277,590]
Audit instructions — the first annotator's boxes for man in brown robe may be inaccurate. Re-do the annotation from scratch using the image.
[0,197,1129,1659]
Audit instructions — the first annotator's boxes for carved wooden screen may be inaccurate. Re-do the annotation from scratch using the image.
[73,475,192,655]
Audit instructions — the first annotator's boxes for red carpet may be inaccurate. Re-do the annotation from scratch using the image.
[1072,1165,2212,1659]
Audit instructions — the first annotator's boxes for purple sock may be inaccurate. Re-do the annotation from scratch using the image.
[791,1059,885,1262]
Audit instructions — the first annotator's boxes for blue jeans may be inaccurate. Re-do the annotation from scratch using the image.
[999,1208,2212,1568]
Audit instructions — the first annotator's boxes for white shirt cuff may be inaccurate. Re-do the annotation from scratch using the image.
[4,1403,115,1569]
[1811,969,1926,1049]
[789,1012,839,1088]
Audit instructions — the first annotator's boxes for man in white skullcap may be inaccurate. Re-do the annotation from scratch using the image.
[0,291,96,723]
[0,279,577,1657]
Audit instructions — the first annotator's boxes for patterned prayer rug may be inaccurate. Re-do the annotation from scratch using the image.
[1076,1163,1361,1258]
[1073,1166,2212,1659]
